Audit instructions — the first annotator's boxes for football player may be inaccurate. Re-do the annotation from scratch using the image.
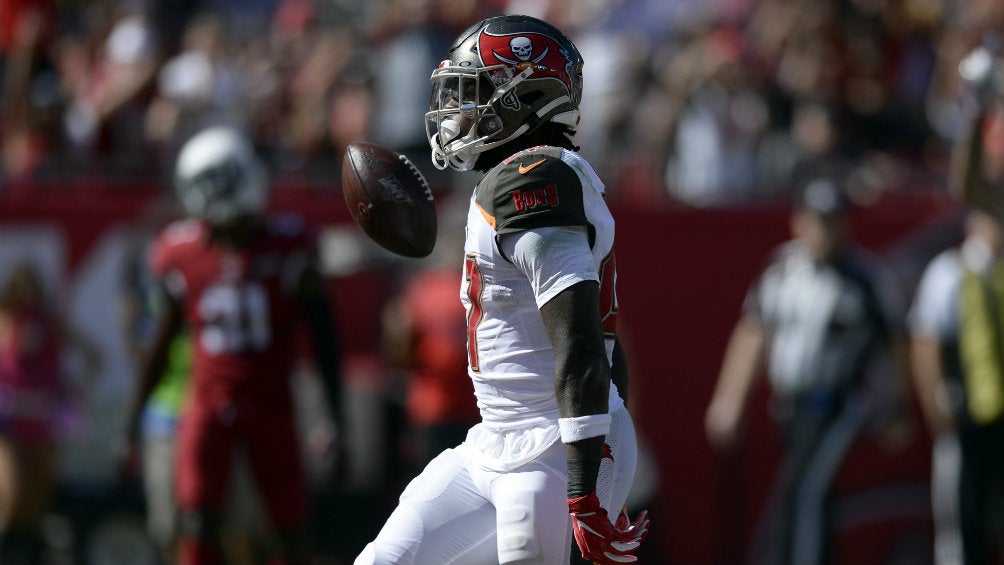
[122,127,342,565]
[355,15,648,565]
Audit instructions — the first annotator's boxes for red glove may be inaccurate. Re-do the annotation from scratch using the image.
[567,492,649,564]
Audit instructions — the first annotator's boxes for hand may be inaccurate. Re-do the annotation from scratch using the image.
[567,492,649,564]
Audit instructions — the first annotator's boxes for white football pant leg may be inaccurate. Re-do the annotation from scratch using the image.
[353,447,497,565]
[355,412,637,565]
[489,448,572,564]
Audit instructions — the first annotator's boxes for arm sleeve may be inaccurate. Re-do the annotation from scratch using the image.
[500,225,598,309]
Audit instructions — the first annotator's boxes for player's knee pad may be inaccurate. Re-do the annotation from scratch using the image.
[496,490,542,564]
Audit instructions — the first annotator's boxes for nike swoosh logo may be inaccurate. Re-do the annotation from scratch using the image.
[518,159,547,174]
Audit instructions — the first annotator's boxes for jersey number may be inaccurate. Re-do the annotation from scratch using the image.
[464,254,485,373]
[198,283,272,354]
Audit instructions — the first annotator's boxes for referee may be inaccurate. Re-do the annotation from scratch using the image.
[705,178,910,565]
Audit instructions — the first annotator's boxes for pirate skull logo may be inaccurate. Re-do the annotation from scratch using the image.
[510,36,533,61]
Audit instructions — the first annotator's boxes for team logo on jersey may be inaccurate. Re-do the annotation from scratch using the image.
[511,184,559,213]
[518,159,547,175]
[603,443,614,461]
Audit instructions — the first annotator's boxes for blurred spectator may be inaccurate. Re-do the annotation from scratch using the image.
[0,262,100,565]
[267,17,362,179]
[325,77,372,163]
[951,33,1004,226]
[62,5,160,175]
[661,23,770,206]
[144,12,246,167]
[0,0,58,180]
[365,0,442,155]
[705,178,910,565]
[363,0,484,158]
[0,0,985,208]
[909,208,1004,565]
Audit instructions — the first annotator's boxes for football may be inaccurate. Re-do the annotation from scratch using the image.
[341,141,437,258]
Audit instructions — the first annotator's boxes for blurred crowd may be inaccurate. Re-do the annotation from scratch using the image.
[0,0,1001,205]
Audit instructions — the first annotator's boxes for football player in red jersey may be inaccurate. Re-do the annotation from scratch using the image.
[355,15,647,565]
[123,127,342,565]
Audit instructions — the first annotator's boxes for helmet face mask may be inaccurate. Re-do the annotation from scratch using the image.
[426,63,511,170]
[426,15,583,171]
[175,127,268,225]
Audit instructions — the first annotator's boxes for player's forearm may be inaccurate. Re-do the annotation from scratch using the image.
[541,282,611,470]
[712,317,766,411]
[565,436,605,498]
[557,328,610,496]
[554,343,611,491]
[555,350,610,418]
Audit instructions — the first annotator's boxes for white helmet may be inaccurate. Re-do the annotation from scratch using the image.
[174,127,268,224]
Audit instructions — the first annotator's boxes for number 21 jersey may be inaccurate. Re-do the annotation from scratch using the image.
[150,216,314,411]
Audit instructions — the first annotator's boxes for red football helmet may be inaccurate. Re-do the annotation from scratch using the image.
[425,15,584,171]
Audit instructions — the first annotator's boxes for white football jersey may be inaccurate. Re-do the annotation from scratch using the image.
[461,146,623,444]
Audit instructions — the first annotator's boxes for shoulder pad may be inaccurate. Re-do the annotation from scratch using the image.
[476,146,588,236]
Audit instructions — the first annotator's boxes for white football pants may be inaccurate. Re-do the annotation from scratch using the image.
[354,406,638,565]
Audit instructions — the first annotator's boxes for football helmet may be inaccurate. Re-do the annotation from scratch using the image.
[174,127,268,224]
[426,15,584,171]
